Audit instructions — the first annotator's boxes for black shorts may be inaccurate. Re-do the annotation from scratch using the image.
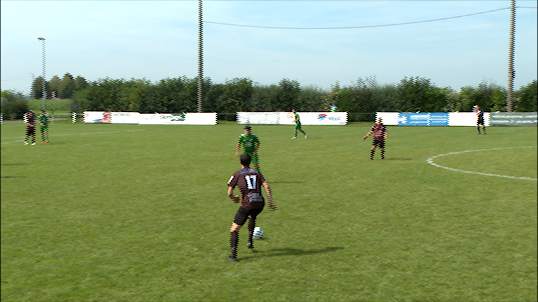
[26,127,35,136]
[372,139,385,148]
[234,206,264,226]
[477,118,485,125]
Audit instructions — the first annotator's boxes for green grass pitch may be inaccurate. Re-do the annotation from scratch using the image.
[1,120,536,301]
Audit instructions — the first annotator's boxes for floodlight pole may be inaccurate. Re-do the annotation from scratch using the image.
[506,0,516,112]
[197,0,203,113]
[37,37,46,111]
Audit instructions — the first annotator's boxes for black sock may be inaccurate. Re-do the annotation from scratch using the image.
[370,149,375,160]
[248,217,255,244]
[381,149,385,160]
[230,231,238,259]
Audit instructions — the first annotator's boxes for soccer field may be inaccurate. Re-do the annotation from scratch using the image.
[1,121,536,301]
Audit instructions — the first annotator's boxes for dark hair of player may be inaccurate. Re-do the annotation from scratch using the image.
[240,154,251,167]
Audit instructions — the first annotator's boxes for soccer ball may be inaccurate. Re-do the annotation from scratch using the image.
[253,227,264,239]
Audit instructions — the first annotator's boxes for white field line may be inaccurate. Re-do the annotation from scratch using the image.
[1,130,144,145]
[426,146,537,181]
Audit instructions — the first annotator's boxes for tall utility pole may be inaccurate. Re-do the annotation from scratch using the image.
[197,0,203,113]
[37,37,46,110]
[507,0,516,112]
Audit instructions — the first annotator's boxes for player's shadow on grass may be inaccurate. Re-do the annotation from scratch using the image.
[242,246,343,260]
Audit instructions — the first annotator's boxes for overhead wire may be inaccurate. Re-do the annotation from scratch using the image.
[203,6,536,30]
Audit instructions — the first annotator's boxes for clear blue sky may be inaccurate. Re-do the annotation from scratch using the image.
[1,0,537,94]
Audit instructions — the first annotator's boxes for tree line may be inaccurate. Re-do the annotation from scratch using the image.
[1,74,536,121]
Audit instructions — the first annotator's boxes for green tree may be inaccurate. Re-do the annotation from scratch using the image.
[59,73,76,99]
[456,81,507,112]
[1,90,29,120]
[251,84,279,112]
[372,83,398,112]
[48,75,62,98]
[441,87,459,112]
[31,76,49,99]
[514,80,537,112]
[297,85,325,111]
[274,78,300,111]
[73,76,89,91]
[395,76,446,112]
[220,78,254,112]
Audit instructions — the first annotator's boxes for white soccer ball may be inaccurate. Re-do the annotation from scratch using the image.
[253,227,264,239]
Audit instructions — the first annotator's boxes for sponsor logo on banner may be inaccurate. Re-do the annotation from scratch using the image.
[318,113,341,122]
[397,113,448,126]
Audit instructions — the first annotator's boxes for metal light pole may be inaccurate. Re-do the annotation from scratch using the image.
[37,37,46,110]
[506,0,516,112]
[197,0,203,113]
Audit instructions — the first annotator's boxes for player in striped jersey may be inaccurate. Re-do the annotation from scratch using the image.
[363,117,388,160]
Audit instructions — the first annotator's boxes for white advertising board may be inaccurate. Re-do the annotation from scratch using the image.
[138,113,217,125]
[376,112,490,126]
[84,112,217,125]
[84,111,112,123]
[84,111,140,124]
[237,112,348,125]
[237,112,280,124]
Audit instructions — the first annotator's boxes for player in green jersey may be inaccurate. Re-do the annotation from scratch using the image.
[37,109,50,143]
[235,126,261,171]
[291,109,307,139]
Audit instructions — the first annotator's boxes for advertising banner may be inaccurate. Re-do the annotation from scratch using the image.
[397,112,449,126]
[490,112,537,126]
[237,112,280,124]
[84,112,217,125]
[84,111,112,123]
[279,112,348,125]
[237,112,348,125]
[447,112,490,126]
[138,113,217,125]
[84,111,140,124]
[377,112,490,126]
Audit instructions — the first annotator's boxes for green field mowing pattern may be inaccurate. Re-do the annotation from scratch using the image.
[1,121,536,301]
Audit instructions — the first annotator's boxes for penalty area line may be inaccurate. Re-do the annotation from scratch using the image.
[426,146,537,181]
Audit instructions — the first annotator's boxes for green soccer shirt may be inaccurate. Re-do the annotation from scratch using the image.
[38,114,49,127]
[238,134,259,154]
[294,113,302,128]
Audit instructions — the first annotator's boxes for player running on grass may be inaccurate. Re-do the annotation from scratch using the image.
[236,126,261,171]
[475,105,486,135]
[226,154,276,261]
[23,110,36,145]
[291,109,307,139]
[363,117,388,160]
[38,109,50,143]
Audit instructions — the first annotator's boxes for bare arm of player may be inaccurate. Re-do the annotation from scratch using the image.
[363,130,372,140]
[263,181,277,211]
[227,186,240,203]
